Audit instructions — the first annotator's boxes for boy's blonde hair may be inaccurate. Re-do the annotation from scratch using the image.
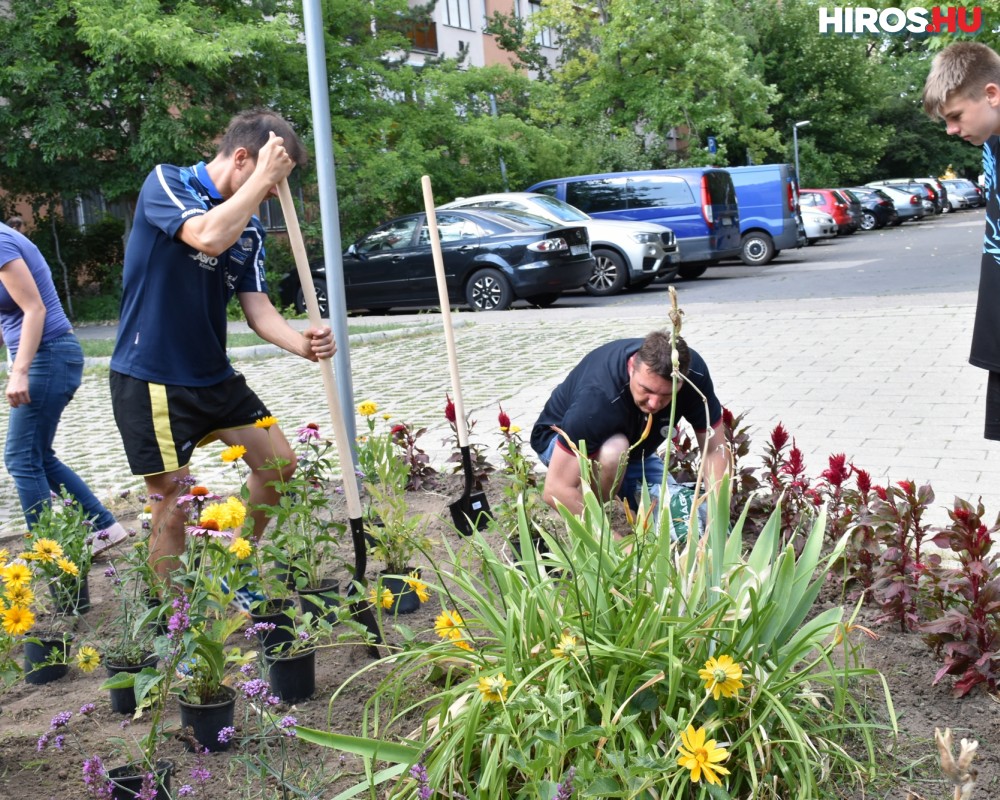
[923,41,1000,117]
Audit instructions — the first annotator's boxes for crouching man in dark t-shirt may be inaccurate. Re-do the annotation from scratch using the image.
[530,331,729,519]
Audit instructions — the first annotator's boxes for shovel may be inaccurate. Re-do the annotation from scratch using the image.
[277,179,381,658]
[420,175,492,536]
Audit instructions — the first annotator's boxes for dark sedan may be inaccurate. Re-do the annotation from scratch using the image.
[278,208,595,314]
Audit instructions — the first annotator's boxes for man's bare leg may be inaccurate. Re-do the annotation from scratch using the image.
[145,467,190,585]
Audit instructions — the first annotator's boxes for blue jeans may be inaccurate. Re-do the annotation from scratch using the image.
[536,435,669,512]
[4,332,114,530]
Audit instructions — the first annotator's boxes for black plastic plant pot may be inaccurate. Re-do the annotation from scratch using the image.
[265,646,316,704]
[104,653,159,715]
[177,685,237,753]
[297,578,341,624]
[248,598,297,652]
[107,760,173,800]
[23,635,72,685]
[49,574,91,615]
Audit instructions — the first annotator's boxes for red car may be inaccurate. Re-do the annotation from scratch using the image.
[799,189,854,235]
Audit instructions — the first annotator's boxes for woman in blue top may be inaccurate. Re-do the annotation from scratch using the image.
[0,219,127,553]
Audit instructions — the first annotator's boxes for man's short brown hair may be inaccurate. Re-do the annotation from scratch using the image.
[634,330,690,380]
[218,109,308,167]
[923,41,1000,118]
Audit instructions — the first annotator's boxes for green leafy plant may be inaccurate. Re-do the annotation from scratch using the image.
[364,481,431,574]
[305,475,892,799]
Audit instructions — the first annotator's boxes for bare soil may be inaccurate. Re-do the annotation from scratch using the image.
[1,475,998,800]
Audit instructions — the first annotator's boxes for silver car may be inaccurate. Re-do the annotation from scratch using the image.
[800,208,837,244]
[874,184,928,224]
[439,192,680,296]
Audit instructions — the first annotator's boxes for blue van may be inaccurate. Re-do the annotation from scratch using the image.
[726,164,803,266]
[525,168,741,279]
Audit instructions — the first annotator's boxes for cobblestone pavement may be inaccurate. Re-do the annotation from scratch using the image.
[0,288,992,537]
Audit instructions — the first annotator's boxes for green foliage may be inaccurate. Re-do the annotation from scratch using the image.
[30,214,125,298]
[312,479,891,799]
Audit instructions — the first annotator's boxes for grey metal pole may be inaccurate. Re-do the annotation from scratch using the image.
[489,94,509,192]
[301,0,357,447]
[793,125,800,186]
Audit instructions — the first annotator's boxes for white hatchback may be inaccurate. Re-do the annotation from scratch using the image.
[439,192,680,296]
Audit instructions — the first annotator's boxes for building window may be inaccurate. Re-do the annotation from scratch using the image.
[527,0,553,48]
[406,18,438,52]
[444,0,473,30]
[61,192,129,230]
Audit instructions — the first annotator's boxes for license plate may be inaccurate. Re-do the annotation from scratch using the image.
[570,244,589,255]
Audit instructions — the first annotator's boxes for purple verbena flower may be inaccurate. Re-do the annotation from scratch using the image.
[266,695,280,707]
[217,726,236,744]
[278,715,298,736]
[79,702,97,716]
[149,493,164,502]
[53,735,65,750]
[177,786,194,797]
[103,566,117,579]
[298,631,310,641]
[50,711,72,729]
[95,530,110,542]
[136,771,158,800]
[554,766,576,800]
[245,622,276,640]
[190,765,212,783]
[241,679,269,700]
[240,662,255,676]
[37,733,49,751]
[82,756,113,800]
[409,760,431,800]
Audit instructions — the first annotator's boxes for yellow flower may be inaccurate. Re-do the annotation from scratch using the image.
[551,633,580,660]
[221,444,247,463]
[477,673,513,703]
[698,654,745,700]
[368,585,394,609]
[254,415,279,429]
[75,645,101,673]
[0,548,8,564]
[452,637,474,652]
[676,724,731,786]
[57,558,80,577]
[228,537,253,560]
[357,400,378,417]
[200,497,247,531]
[434,609,463,639]
[404,573,430,603]
[31,538,63,563]
[2,605,35,636]
[1,562,31,589]
[4,583,33,608]
[382,413,391,421]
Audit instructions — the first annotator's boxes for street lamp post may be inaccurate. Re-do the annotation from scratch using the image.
[793,120,811,186]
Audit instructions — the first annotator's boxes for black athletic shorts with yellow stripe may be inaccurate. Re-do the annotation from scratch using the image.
[109,370,271,476]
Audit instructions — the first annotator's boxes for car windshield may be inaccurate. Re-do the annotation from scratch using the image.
[480,210,557,231]
[528,195,590,222]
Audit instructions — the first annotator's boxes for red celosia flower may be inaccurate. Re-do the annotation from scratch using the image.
[391,424,407,435]
[781,443,805,477]
[821,453,849,487]
[498,405,511,430]
[954,508,971,523]
[897,480,914,494]
[770,423,789,451]
[444,394,456,423]
[804,488,823,507]
[722,407,735,427]
[853,468,872,494]
[874,485,887,500]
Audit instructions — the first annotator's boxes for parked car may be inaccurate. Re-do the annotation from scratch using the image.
[868,180,941,215]
[799,207,838,244]
[277,208,594,314]
[847,186,899,230]
[942,178,984,209]
[873,184,927,224]
[726,164,803,266]
[799,189,853,234]
[438,192,680,296]
[526,167,741,279]
[833,189,863,232]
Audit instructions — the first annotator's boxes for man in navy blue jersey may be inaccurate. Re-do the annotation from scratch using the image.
[110,110,335,583]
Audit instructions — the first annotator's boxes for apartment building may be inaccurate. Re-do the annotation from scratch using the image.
[405,0,561,71]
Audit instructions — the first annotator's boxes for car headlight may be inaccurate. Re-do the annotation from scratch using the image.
[630,232,660,244]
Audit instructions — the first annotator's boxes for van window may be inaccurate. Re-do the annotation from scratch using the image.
[704,171,737,206]
[626,177,693,209]
[566,179,629,214]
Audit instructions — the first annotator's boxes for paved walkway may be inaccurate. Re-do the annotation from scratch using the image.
[0,287,993,537]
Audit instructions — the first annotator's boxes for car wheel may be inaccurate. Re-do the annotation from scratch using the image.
[295,279,329,318]
[890,218,903,227]
[739,233,776,266]
[860,211,877,231]
[465,268,513,311]
[525,292,560,308]
[806,238,818,245]
[678,264,708,280]
[584,249,629,296]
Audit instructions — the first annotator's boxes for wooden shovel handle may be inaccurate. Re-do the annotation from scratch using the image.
[421,175,471,448]
[277,179,363,519]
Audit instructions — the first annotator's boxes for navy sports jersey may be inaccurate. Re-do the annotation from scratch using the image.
[531,338,722,462]
[111,162,267,386]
